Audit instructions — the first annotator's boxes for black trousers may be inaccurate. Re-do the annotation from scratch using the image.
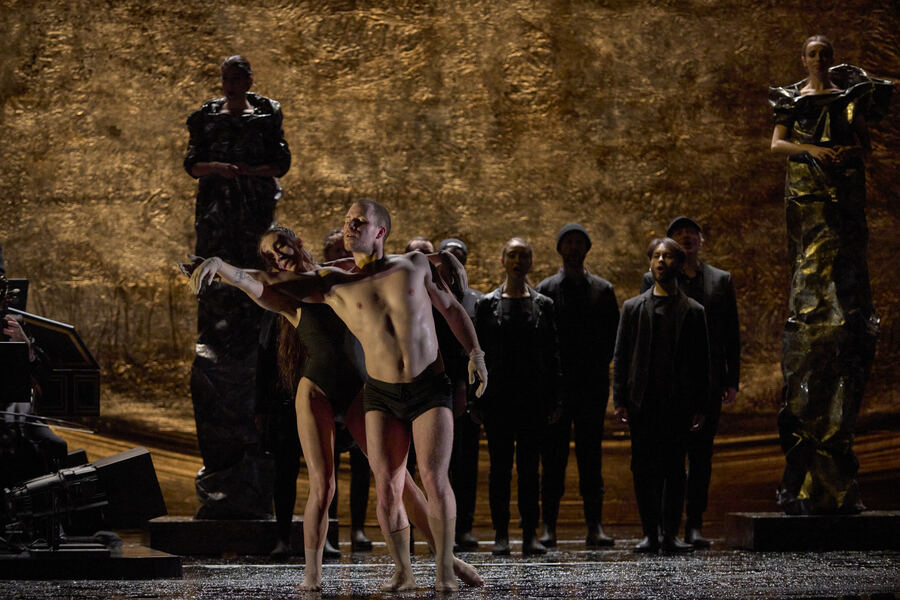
[268,403,302,544]
[541,387,608,525]
[450,412,481,533]
[628,413,688,539]
[684,402,721,529]
[484,413,542,533]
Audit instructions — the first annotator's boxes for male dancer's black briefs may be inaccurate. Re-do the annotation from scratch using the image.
[363,372,453,423]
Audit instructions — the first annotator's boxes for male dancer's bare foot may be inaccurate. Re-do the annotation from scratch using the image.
[380,527,417,592]
[298,578,322,592]
[453,556,484,587]
[379,568,417,592]
[435,571,460,592]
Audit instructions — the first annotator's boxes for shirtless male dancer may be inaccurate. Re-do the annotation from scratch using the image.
[190,200,487,592]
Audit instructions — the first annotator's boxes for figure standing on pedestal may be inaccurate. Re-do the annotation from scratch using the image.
[184,55,291,518]
[769,35,892,515]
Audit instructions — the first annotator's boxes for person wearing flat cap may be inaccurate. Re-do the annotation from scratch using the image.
[536,224,620,548]
[640,216,740,548]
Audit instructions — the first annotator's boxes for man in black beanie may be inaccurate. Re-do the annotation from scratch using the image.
[536,223,620,547]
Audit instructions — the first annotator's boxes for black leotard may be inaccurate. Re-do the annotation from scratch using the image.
[296,302,365,421]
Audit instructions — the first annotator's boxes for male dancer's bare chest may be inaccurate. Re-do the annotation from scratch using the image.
[329,263,424,333]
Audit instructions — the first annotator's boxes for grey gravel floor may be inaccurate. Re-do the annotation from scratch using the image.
[3,535,898,599]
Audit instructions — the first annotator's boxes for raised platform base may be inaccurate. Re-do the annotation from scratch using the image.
[725,510,900,551]
[0,544,182,580]
[149,516,337,556]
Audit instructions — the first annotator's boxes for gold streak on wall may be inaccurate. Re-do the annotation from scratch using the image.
[1,1,899,414]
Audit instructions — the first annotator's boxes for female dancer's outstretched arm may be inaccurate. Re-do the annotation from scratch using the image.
[188,256,309,324]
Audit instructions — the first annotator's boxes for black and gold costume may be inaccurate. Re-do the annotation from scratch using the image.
[769,65,892,514]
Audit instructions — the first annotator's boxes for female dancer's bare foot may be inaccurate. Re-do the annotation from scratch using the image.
[299,547,323,591]
[453,557,484,587]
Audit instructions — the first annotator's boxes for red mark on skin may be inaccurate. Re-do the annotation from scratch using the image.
[357,302,363,309]
[408,289,414,296]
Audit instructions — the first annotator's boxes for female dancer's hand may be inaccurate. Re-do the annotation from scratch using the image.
[190,257,223,294]
[806,145,837,164]
[832,145,864,164]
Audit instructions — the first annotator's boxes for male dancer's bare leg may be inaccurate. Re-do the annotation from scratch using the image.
[412,406,458,591]
[294,379,337,591]
[344,399,483,587]
[365,410,416,592]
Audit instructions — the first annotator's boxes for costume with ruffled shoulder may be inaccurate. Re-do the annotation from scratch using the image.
[768,65,892,515]
[185,92,291,264]
[183,91,291,519]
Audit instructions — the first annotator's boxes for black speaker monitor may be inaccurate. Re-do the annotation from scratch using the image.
[92,447,167,529]
[8,308,100,417]
[0,341,30,404]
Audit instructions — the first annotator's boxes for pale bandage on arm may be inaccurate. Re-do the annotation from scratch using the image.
[468,348,487,397]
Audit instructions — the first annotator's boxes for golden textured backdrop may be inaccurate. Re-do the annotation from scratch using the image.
[1,0,899,418]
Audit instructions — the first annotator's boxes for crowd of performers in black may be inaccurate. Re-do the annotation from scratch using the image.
[0,30,888,592]
[176,32,888,589]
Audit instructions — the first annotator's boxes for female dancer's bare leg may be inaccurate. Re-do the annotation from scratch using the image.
[294,377,337,591]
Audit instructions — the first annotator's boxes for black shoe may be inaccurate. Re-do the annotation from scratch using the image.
[351,528,373,552]
[492,534,510,556]
[454,531,479,551]
[684,528,711,549]
[323,539,341,559]
[633,536,660,553]
[585,523,615,547]
[269,539,291,559]
[538,525,557,548]
[522,531,547,556]
[661,537,694,553]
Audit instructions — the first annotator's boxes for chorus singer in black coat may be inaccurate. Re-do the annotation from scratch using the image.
[640,216,740,547]
[615,237,710,554]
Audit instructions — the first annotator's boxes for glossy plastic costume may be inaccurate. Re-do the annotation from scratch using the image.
[184,92,290,518]
[185,92,291,263]
[769,65,892,514]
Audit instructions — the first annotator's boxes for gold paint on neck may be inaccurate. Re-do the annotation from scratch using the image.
[355,253,379,270]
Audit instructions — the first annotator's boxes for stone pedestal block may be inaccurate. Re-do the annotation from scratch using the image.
[148,516,338,556]
[725,511,900,551]
[0,544,182,580]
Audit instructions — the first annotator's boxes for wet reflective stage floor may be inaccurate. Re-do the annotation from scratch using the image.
[3,530,899,600]
[4,425,899,598]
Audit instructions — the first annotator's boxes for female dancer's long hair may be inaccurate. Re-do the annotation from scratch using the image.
[258,225,315,393]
